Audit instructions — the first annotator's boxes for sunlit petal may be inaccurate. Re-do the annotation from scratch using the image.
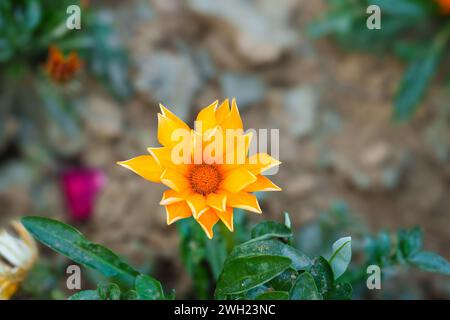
[117,155,163,182]
[160,168,190,192]
[221,168,257,193]
[227,192,262,213]
[165,201,192,225]
[243,175,281,192]
[195,209,219,239]
[206,192,227,212]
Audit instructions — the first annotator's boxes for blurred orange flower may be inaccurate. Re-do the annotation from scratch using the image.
[118,100,281,239]
[45,46,82,83]
[436,0,450,14]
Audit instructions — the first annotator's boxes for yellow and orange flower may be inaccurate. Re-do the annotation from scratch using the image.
[436,0,450,14]
[0,221,38,300]
[45,46,82,83]
[118,99,281,239]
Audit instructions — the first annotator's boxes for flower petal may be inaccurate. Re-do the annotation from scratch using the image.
[243,175,281,192]
[157,114,190,147]
[215,99,231,124]
[160,168,190,192]
[246,153,281,175]
[196,209,219,239]
[165,201,192,225]
[148,147,190,174]
[220,98,243,130]
[159,104,189,129]
[186,193,209,218]
[227,192,262,213]
[206,192,227,212]
[160,189,185,205]
[222,131,253,169]
[117,155,163,182]
[195,100,219,134]
[221,168,257,193]
[0,280,18,300]
[216,207,234,232]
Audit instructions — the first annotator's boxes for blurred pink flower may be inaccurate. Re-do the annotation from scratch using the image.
[61,168,106,222]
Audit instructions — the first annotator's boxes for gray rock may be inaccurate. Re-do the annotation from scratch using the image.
[220,72,266,108]
[283,86,319,137]
[134,51,202,121]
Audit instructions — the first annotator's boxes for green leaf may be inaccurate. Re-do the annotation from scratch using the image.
[310,257,333,295]
[215,255,292,296]
[365,231,393,266]
[97,283,121,300]
[394,38,444,121]
[328,236,352,280]
[21,216,139,280]
[251,221,292,241]
[256,291,289,300]
[122,290,139,300]
[371,0,435,18]
[284,212,291,229]
[397,227,422,258]
[68,290,100,300]
[268,268,298,292]
[135,274,165,300]
[228,239,311,271]
[324,282,352,300]
[408,251,450,275]
[290,272,322,300]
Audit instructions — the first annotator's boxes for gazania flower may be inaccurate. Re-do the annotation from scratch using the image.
[0,221,38,300]
[45,46,82,83]
[118,99,281,239]
[436,0,450,14]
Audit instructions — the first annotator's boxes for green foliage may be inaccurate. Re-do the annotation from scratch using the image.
[22,216,139,281]
[21,216,170,300]
[303,202,450,297]
[328,236,352,280]
[19,208,450,300]
[215,214,353,300]
[310,0,450,121]
[290,272,321,300]
[364,226,450,275]
[135,275,165,300]
[177,210,249,299]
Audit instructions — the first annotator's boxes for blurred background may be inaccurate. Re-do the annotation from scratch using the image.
[0,0,449,299]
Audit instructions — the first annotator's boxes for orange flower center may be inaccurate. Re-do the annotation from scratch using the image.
[188,164,222,195]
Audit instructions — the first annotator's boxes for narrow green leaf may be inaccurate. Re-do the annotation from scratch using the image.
[21,216,139,279]
[284,212,291,229]
[256,291,289,300]
[250,221,292,241]
[408,251,450,275]
[394,32,447,121]
[135,274,165,300]
[215,256,292,296]
[328,236,352,280]
[290,272,322,300]
[371,0,435,18]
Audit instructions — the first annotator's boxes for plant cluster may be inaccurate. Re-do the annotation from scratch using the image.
[19,211,450,300]
[310,0,450,121]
